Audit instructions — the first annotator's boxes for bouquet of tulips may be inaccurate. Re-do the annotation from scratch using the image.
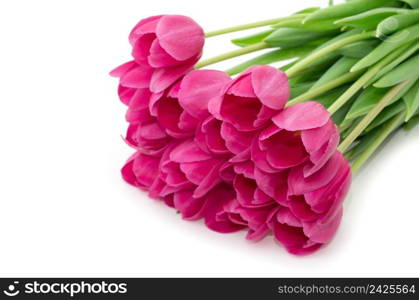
[110,0,419,255]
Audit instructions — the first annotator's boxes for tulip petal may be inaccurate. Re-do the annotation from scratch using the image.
[120,65,154,88]
[117,85,136,105]
[288,151,342,195]
[179,70,231,119]
[303,207,343,244]
[132,152,161,188]
[234,174,257,207]
[121,153,138,187]
[193,161,224,198]
[250,65,289,110]
[150,62,194,93]
[273,101,330,131]
[129,16,162,44]
[220,94,262,131]
[227,74,256,98]
[170,139,211,163]
[156,15,204,61]
[148,39,181,68]
[260,129,308,169]
[110,61,137,78]
[174,189,206,220]
[250,137,278,173]
[220,122,255,154]
[204,185,245,233]
[289,195,321,222]
[234,161,255,179]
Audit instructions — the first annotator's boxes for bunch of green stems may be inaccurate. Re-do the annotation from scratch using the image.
[196,0,419,172]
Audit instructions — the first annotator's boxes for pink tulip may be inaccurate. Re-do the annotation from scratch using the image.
[123,87,173,154]
[179,70,232,120]
[170,183,245,233]
[269,151,351,255]
[149,69,231,140]
[110,61,154,105]
[149,81,199,139]
[110,59,192,98]
[158,139,227,199]
[209,65,290,132]
[214,164,288,242]
[252,101,339,175]
[121,151,161,190]
[203,184,252,234]
[129,15,204,68]
[221,122,256,155]
[195,117,231,156]
[211,197,273,239]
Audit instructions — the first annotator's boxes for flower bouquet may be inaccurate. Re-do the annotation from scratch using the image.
[111,0,419,255]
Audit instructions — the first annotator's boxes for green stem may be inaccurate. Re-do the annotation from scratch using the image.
[286,70,363,107]
[327,44,412,115]
[204,15,307,38]
[195,42,269,69]
[338,80,411,153]
[285,31,375,78]
[351,112,405,173]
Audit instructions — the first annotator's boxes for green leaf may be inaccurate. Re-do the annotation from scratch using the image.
[289,65,326,85]
[289,53,340,79]
[338,39,380,58]
[403,79,419,120]
[319,86,356,126]
[311,57,358,90]
[313,85,352,108]
[290,81,316,98]
[279,60,297,72]
[225,46,314,76]
[346,87,390,120]
[377,10,419,37]
[316,28,362,50]
[264,28,338,48]
[272,18,339,31]
[294,7,321,14]
[340,117,362,140]
[404,113,419,130]
[365,41,419,87]
[232,29,274,47]
[374,53,419,87]
[352,23,419,71]
[400,0,419,8]
[304,0,398,23]
[346,123,385,160]
[365,100,405,132]
[335,8,407,31]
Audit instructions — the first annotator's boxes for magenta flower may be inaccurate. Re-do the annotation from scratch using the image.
[109,61,154,105]
[149,69,231,139]
[124,87,173,154]
[158,139,227,199]
[269,151,351,255]
[215,197,273,240]
[210,65,290,132]
[213,163,287,241]
[149,82,199,139]
[121,151,161,190]
[110,58,193,97]
[129,15,204,68]
[221,122,256,155]
[195,117,231,156]
[172,183,246,234]
[252,101,339,175]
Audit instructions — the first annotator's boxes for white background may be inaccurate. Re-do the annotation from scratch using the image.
[0,0,418,277]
